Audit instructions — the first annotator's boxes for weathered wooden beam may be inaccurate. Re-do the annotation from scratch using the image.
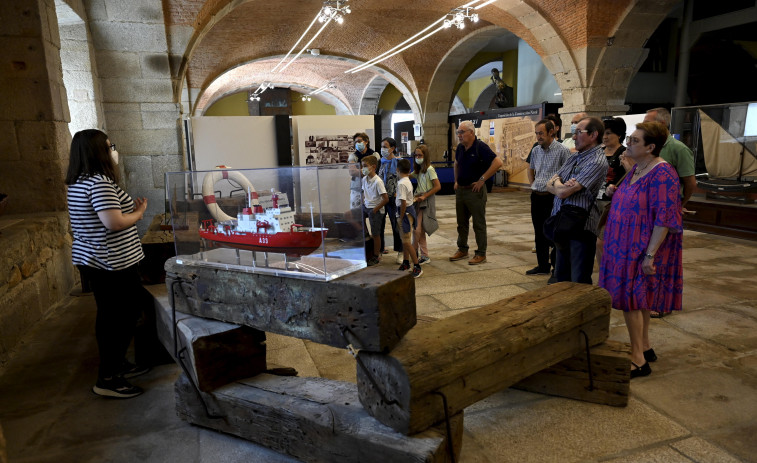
[148,285,267,392]
[165,258,416,352]
[175,373,463,463]
[513,340,631,406]
[356,282,612,434]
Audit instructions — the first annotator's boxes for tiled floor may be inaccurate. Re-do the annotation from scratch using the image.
[1,190,755,462]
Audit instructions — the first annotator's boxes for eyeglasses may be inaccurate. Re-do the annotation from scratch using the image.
[625,136,641,145]
[456,130,471,135]
[109,143,116,151]
[574,129,589,134]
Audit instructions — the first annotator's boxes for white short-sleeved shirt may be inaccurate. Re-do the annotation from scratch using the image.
[362,174,386,210]
[395,176,414,209]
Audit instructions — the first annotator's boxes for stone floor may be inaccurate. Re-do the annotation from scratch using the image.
[1,190,756,462]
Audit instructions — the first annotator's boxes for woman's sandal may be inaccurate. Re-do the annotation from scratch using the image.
[650,311,665,319]
[630,361,652,379]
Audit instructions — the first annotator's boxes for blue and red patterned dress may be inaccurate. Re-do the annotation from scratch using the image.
[599,162,683,313]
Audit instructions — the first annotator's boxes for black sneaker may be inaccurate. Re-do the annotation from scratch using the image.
[412,265,423,278]
[367,256,381,266]
[526,266,551,275]
[398,261,411,271]
[93,376,143,399]
[547,272,558,285]
[119,361,151,379]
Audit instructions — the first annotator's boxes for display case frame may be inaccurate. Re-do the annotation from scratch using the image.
[165,164,366,281]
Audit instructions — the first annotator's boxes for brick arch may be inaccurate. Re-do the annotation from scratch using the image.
[422,18,571,153]
[358,75,389,116]
[558,0,682,115]
[193,54,422,121]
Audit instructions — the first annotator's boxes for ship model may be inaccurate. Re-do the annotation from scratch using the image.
[199,186,327,257]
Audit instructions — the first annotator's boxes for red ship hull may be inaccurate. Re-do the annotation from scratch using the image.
[199,227,326,256]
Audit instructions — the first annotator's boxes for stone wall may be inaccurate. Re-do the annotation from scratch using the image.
[0,214,76,368]
[83,0,184,234]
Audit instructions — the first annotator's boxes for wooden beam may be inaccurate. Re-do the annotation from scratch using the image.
[512,340,631,407]
[148,285,267,392]
[356,283,611,434]
[165,258,416,352]
[175,373,463,463]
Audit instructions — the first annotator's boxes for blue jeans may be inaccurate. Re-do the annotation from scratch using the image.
[554,230,596,284]
[380,198,402,252]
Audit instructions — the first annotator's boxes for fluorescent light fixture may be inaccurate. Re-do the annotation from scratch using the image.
[345,1,489,74]
[308,82,335,96]
[474,0,498,9]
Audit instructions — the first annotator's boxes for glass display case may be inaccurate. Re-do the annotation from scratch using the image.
[671,102,757,197]
[165,164,366,281]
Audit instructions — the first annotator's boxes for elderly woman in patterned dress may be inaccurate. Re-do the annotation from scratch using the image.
[598,121,683,379]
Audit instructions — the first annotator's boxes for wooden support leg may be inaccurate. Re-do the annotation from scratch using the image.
[175,373,463,463]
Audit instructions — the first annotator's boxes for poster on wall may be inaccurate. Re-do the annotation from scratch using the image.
[452,109,542,186]
[292,115,375,213]
[304,134,354,165]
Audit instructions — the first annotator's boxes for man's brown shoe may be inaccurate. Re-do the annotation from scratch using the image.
[468,255,486,265]
[449,250,469,261]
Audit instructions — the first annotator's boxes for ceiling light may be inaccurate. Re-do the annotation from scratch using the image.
[272,0,351,73]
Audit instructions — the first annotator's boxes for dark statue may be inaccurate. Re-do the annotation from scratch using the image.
[491,68,514,108]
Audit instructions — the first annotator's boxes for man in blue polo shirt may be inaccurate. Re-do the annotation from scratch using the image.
[449,120,504,265]
[546,116,608,283]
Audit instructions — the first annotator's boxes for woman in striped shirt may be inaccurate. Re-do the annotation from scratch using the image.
[65,129,149,399]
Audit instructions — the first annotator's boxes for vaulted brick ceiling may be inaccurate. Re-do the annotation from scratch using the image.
[162,0,654,115]
[166,0,542,114]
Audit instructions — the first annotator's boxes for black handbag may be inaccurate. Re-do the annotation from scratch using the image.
[543,204,589,243]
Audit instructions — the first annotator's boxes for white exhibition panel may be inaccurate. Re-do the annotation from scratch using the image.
[293,115,374,214]
[615,113,646,145]
[191,116,278,170]
[190,116,279,199]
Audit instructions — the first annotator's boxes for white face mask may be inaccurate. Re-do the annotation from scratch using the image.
[361,167,370,176]
[110,149,119,165]
[570,123,578,133]
[355,142,365,152]
[415,157,423,165]
[380,147,390,157]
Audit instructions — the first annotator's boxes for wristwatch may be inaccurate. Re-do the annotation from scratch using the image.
[479,176,485,182]
[644,253,654,259]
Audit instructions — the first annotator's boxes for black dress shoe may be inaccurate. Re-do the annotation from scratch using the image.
[630,361,652,379]
[526,266,551,275]
[644,348,657,363]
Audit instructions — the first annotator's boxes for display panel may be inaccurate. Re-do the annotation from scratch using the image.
[166,165,366,281]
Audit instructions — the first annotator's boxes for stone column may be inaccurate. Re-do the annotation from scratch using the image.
[0,0,71,214]
[556,45,649,123]
[84,0,183,232]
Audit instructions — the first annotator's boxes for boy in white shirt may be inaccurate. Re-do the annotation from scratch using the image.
[361,155,388,266]
[396,159,422,278]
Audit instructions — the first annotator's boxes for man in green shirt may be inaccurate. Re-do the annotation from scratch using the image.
[644,107,696,209]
